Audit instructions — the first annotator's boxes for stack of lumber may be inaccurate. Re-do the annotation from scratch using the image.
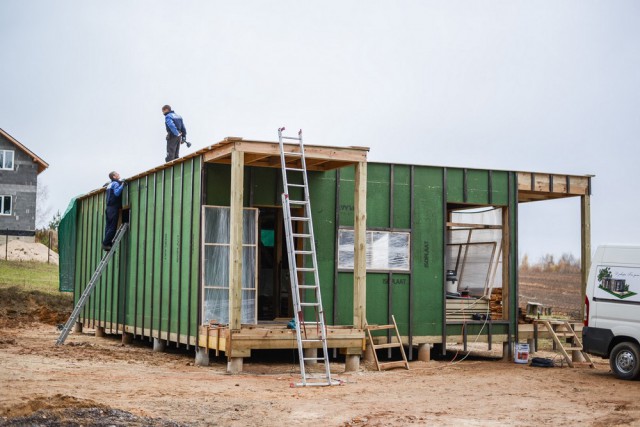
[445,298,490,321]
[489,288,503,320]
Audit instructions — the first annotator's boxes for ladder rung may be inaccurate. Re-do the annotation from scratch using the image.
[288,200,308,205]
[294,250,314,254]
[303,357,325,361]
[301,339,324,343]
[283,151,302,156]
[296,267,316,272]
[281,136,301,140]
[298,285,318,290]
[374,343,402,350]
[292,233,311,238]
[366,325,395,331]
[290,217,310,221]
[285,168,305,172]
[563,347,584,351]
[300,302,320,307]
[287,183,306,187]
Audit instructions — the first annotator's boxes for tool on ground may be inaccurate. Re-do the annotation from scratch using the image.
[534,319,594,368]
[56,223,130,346]
[364,315,410,371]
[278,127,338,387]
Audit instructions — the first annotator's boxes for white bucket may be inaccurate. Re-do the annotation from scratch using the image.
[446,281,458,294]
[514,343,530,364]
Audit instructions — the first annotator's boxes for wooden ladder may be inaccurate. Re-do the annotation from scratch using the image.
[536,320,594,368]
[365,315,410,371]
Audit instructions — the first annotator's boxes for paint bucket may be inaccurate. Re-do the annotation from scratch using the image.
[514,343,530,364]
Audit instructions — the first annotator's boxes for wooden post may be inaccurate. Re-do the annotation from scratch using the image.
[353,161,367,330]
[501,207,510,320]
[580,194,591,319]
[229,150,244,332]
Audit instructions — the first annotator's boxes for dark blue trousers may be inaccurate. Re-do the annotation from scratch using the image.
[102,206,119,247]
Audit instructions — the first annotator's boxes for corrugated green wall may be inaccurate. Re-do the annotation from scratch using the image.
[203,162,517,340]
[73,157,202,345]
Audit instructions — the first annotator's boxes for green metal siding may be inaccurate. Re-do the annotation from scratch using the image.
[63,157,517,347]
[202,162,516,340]
[72,157,202,345]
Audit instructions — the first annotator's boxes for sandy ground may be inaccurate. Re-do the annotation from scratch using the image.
[0,240,59,265]
[1,322,639,427]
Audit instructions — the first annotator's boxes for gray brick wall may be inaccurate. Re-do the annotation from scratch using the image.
[0,134,39,235]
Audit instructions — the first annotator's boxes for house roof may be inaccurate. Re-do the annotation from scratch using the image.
[0,128,49,174]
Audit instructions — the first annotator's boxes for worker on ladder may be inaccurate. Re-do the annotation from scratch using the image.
[102,171,125,251]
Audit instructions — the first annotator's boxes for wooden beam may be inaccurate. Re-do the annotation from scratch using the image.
[235,140,367,163]
[353,161,367,329]
[229,150,244,331]
[243,153,272,165]
[203,143,234,162]
[502,207,510,320]
[580,194,591,318]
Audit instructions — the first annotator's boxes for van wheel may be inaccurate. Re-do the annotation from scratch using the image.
[610,342,640,380]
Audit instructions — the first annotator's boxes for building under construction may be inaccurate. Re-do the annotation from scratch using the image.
[58,136,593,372]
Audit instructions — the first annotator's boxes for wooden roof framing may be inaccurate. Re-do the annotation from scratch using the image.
[517,171,592,203]
[203,137,369,171]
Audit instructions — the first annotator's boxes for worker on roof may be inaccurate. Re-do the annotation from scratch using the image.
[102,171,125,251]
[162,104,189,163]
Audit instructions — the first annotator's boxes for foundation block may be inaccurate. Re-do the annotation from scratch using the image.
[417,343,431,362]
[345,354,360,372]
[153,337,166,352]
[195,347,210,366]
[227,357,243,373]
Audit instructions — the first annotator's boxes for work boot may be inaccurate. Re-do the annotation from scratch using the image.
[102,244,111,252]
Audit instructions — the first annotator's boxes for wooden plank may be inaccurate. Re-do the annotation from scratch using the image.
[446,222,502,230]
[353,161,367,329]
[228,150,244,331]
[366,325,395,331]
[203,143,234,163]
[581,194,591,319]
[502,207,510,321]
[235,140,368,163]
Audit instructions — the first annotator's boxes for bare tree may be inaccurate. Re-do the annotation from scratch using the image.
[36,183,52,229]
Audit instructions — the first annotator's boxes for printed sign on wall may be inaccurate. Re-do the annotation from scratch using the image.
[594,265,640,302]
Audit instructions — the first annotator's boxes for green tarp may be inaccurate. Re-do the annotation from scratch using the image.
[58,198,78,292]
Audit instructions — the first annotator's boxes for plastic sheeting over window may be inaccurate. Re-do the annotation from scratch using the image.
[202,206,258,325]
[338,229,410,272]
[446,207,503,297]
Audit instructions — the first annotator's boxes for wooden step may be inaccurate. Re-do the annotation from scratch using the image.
[378,360,409,370]
[562,347,584,351]
[366,325,395,331]
[373,343,402,350]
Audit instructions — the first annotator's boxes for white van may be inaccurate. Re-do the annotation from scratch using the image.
[583,245,640,380]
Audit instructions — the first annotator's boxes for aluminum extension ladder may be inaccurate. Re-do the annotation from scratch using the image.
[56,223,129,345]
[278,127,337,387]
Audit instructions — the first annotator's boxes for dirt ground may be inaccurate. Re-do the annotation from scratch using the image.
[1,281,639,426]
[0,240,59,265]
[1,322,639,425]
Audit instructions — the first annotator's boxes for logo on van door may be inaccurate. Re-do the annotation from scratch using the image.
[596,266,639,300]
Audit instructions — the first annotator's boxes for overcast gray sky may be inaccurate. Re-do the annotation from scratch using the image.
[2,1,639,261]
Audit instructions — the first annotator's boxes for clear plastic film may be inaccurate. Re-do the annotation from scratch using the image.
[202,206,257,325]
[446,208,503,297]
[338,229,410,271]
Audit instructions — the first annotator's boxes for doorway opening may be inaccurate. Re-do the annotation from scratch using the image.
[257,206,298,321]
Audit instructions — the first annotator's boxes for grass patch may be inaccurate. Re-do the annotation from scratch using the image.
[0,260,60,294]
